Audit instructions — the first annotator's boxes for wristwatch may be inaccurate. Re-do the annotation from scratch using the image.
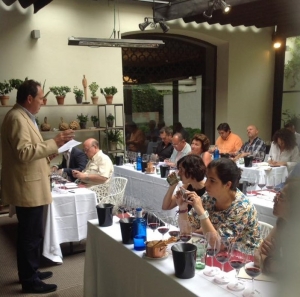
[199,210,209,220]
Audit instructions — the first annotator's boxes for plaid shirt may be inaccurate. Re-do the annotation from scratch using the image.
[239,137,266,153]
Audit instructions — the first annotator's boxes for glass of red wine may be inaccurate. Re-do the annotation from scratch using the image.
[147,211,159,233]
[257,176,266,192]
[243,250,262,297]
[158,216,171,239]
[179,219,192,242]
[214,236,230,284]
[266,176,275,198]
[227,242,247,291]
[203,232,221,277]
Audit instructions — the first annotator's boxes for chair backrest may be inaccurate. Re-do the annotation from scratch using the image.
[258,220,273,239]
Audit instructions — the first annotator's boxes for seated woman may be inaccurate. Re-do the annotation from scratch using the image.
[254,178,298,275]
[162,154,206,211]
[177,158,261,250]
[189,133,212,167]
[268,128,299,172]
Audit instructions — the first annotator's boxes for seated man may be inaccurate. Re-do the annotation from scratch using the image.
[72,138,113,187]
[125,121,145,152]
[51,147,88,182]
[155,126,174,161]
[215,122,243,153]
[165,132,191,168]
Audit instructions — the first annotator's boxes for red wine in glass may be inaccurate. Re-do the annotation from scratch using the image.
[180,234,191,242]
[169,230,180,237]
[257,183,265,190]
[148,223,159,231]
[245,267,261,278]
[207,248,218,256]
[229,260,245,270]
[216,253,229,264]
[158,227,169,235]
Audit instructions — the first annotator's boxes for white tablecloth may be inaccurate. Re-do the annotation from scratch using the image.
[42,188,97,263]
[84,217,277,297]
[114,164,176,217]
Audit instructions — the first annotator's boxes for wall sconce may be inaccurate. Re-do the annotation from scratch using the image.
[31,30,40,39]
[203,0,231,19]
[272,27,284,49]
[139,17,170,33]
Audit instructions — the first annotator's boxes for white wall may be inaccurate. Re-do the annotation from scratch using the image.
[0,0,275,151]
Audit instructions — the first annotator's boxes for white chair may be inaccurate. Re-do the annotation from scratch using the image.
[90,177,128,214]
[258,221,273,239]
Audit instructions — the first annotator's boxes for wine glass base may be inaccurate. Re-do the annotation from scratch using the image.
[203,267,220,277]
[214,273,230,285]
[243,287,261,297]
[227,281,245,291]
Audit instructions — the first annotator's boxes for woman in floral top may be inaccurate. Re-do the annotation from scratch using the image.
[177,158,261,251]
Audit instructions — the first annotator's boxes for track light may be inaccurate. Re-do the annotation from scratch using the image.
[138,17,170,33]
[272,27,284,49]
[159,21,170,33]
[203,2,214,18]
[139,18,151,31]
[219,0,231,13]
[203,0,231,19]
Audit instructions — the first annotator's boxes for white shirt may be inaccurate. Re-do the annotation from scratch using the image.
[170,143,191,165]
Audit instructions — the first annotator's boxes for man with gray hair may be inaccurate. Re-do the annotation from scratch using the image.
[155,126,174,161]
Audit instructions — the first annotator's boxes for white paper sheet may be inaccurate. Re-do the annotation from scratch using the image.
[58,140,81,153]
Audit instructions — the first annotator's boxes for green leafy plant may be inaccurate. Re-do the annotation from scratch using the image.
[49,86,71,96]
[105,129,124,144]
[73,86,84,97]
[42,79,51,98]
[88,82,99,97]
[77,113,89,122]
[9,78,27,90]
[91,115,99,122]
[100,86,118,96]
[282,109,300,130]
[285,37,300,88]
[0,81,13,95]
[106,113,115,121]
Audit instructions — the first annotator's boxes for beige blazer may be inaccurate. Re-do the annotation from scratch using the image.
[1,104,58,207]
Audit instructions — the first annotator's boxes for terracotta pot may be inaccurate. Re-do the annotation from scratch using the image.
[105,95,113,104]
[42,98,47,105]
[75,96,83,104]
[0,95,10,106]
[91,96,99,104]
[56,96,65,105]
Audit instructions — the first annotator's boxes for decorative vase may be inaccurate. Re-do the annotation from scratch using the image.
[56,95,65,105]
[107,120,114,127]
[75,96,83,104]
[105,95,113,105]
[80,122,87,129]
[0,95,10,106]
[91,96,99,104]
[42,98,47,105]
[109,141,117,151]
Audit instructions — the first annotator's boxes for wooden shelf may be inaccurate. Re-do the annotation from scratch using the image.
[40,128,106,133]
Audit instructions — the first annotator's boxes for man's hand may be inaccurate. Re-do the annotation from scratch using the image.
[54,129,75,147]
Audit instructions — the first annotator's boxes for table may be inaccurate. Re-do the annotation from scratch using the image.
[84,217,277,297]
[114,164,176,217]
[42,188,97,263]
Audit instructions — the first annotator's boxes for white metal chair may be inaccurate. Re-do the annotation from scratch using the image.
[258,221,273,239]
[90,177,128,214]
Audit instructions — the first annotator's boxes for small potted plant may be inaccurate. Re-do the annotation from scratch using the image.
[73,86,84,104]
[100,86,118,104]
[88,82,99,104]
[9,78,27,90]
[0,80,13,105]
[105,129,124,151]
[77,113,89,129]
[42,79,51,105]
[49,86,71,105]
[106,113,115,127]
[91,115,99,128]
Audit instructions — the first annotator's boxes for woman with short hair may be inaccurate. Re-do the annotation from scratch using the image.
[189,133,212,167]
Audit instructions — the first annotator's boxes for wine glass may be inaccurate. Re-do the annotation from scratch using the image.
[158,215,171,240]
[61,172,68,189]
[203,232,221,277]
[257,176,266,191]
[243,250,262,297]
[178,219,192,242]
[147,211,159,233]
[257,151,265,163]
[266,175,275,197]
[247,176,257,196]
[214,236,230,284]
[227,242,247,291]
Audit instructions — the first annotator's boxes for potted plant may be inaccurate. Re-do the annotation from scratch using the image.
[106,113,115,127]
[91,115,99,128]
[9,78,26,90]
[0,80,13,105]
[73,86,84,104]
[49,86,71,105]
[77,113,89,129]
[88,82,99,104]
[105,129,124,151]
[100,86,118,104]
[42,79,51,105]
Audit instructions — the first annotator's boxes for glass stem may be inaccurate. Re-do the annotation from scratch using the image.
[252,277,255,293]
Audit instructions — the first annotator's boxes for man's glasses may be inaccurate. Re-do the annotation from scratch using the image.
[83,145,93,153]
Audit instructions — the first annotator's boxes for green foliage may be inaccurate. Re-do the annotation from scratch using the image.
[0,80,13,95]
[285,37,300,88]
[89,82,99,96]
[77,113,89,122]
[282,109,300,130]
[106,113,115,121]
[73,86,84,97]
[105,129,124,144]
[132,84,163,113]
[185,127,202,141]
[9,78,26,90]
[49,86,71,96]
[42,79,51,98]
[91,115,99,122]
[100,86,118,96]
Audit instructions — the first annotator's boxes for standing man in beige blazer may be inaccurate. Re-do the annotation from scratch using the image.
[1,80,75,294]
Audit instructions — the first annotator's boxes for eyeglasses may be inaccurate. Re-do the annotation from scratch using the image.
[172,141,182,147]
[83,145,93,153]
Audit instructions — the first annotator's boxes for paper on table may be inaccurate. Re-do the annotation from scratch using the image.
[238,267,276,282]
[58,140,81,153]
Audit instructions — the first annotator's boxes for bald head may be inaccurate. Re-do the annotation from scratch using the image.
[247,125,259,140]
[83,138,99,159]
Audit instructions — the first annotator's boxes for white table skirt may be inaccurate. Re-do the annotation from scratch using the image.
[114,164,176,217]
[42,188,97,263]
[84,217,277,297]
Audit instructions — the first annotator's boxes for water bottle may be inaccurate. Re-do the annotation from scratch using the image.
[214,146,220,159]
[133,208,147,251]
[136,152,142,171]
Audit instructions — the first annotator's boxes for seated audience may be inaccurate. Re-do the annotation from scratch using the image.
[145,120,159,142]
[72,138,113,186]
[165,132,191,168]
[284,122,300,151]
[215,123,243,154]
[189,133,211,167]
[173,122,190,143]
[155,126,174,161]
[125,121,145,152]
[162,155,206,211]
[177,158,261,250]
[268,128,299,172]
[51,147,88,182]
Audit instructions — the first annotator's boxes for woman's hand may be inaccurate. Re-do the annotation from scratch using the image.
[175,188,188,208]
[260,238,275,257]
[184,190,205,214]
